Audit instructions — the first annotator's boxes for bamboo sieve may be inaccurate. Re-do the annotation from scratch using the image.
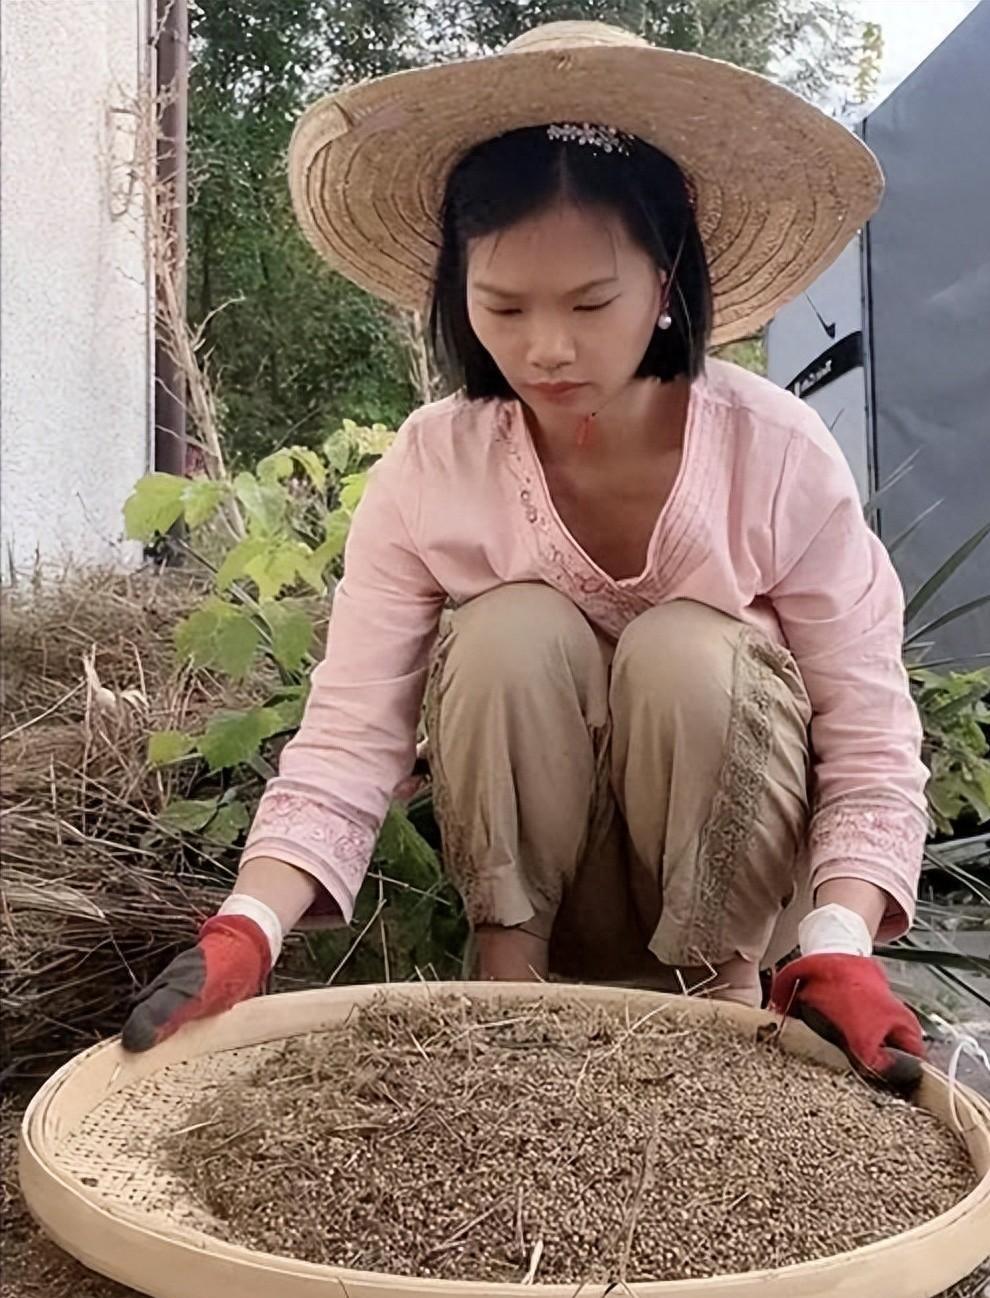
[19,982,990,1298]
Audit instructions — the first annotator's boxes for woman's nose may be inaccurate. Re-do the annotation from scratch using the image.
[526,319,577,373]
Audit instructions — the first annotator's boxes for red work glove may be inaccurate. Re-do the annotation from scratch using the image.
[121,914,271,1053]
[770,954,925,1093]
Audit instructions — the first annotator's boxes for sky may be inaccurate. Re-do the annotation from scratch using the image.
[852,0,982,109]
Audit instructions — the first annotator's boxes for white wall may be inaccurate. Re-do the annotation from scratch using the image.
[1,0,154,576]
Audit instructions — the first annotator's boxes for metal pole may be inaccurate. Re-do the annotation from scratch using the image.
[153,0,188,477]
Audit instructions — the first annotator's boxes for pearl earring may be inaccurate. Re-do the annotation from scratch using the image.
[657,309,673,331]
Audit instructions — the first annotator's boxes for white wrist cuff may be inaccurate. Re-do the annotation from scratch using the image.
[217,895,283,966]
[798,903,873,958]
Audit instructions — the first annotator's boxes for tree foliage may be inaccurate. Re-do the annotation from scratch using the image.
[187,2,418,466]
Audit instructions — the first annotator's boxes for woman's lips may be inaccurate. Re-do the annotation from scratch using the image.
[528,381,587,401]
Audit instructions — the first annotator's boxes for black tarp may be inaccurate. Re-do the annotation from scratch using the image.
[863,0,990,659]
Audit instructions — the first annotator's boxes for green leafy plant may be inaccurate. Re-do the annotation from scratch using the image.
[864,456,990,836]
[125,435,364,831]
[870,499,990,1007]
[897,517,990,836]
[126,417,388,670]
[124,418,465,979]
[911,668,990,835]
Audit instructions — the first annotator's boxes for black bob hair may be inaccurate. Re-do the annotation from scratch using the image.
[428,126,713,400]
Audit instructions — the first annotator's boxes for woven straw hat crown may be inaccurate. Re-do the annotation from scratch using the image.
[288,20,883,344]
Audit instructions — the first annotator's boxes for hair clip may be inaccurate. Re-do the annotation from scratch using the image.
[546,122,632,155]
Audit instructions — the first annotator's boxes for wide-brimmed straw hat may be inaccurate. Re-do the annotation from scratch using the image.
[288,21,883,345]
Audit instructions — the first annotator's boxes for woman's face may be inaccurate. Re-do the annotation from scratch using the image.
[466,201,664,417]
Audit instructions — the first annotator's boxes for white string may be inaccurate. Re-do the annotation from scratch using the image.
[929,1014,990,1133]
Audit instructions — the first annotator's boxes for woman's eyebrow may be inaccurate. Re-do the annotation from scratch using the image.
[473,276,619,298]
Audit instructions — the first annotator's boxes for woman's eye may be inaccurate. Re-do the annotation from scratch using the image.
[575,299,616,312]
[488,306,522,317]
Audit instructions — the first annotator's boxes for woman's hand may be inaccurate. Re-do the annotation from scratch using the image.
[770,953,925,1093]
[121,914,271,1053]
[121,860,317,1052]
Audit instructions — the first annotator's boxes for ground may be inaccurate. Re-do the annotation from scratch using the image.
[2,1091,135,1298]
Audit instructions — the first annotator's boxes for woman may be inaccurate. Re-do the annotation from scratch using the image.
[123,22,927,1089]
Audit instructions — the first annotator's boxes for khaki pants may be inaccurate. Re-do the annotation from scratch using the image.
[424,584,813,985]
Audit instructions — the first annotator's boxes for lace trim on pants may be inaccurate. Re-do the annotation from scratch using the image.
[679,631,791,962]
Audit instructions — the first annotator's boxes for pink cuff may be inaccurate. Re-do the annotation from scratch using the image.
[810,862,915,944]
[809,793,927,943]
[240,781,378,926]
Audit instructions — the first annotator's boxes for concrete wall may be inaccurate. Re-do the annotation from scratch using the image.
[1,0,154,577]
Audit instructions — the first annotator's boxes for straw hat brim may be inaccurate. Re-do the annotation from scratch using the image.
[288,43,883,345]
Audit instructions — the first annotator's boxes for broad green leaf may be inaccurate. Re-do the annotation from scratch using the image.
[257,450,295,484]
[262,600,313,671]
[323,427,355,475]
[204,800,251,845]
[157,797,219,834]
[309,537,344,579]
[181,479,226,528]
[340,471,369,514]
[123,473,186,541]
[174,601,222,663]
[294,547,332,595]
[216,536,268,591]
[954,719,988,753]
[244,541,310,601]
[234,471,288,534]
[268,693,306,731]
[317,509,352,563]
[974,763,990,815]
[354,423,394,459]
[375,803,440,888]
[175,598,262,679]
[197,707,286,772]
[928,677,990,723]
[927,780,962,827]
[213,610,263,678]
[291,447,327,493]
[147,729,196,767]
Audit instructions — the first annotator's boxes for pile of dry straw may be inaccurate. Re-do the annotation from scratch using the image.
[0,565,275,1076]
